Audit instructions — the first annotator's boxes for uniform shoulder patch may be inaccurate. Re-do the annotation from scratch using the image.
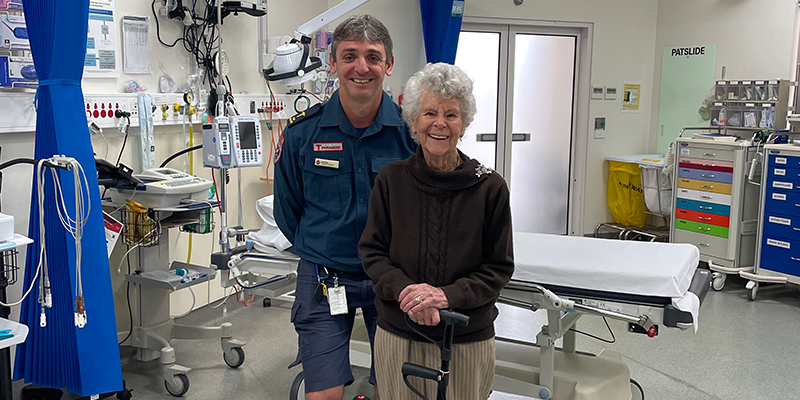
[287,103,321,127]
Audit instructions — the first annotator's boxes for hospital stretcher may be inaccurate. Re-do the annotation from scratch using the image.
[350,232,711,400]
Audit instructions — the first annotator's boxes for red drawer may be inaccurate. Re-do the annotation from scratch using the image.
[675,208,730,227]
[678,161,734,174]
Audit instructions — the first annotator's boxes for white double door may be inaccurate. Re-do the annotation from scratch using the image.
[455,24,579,235]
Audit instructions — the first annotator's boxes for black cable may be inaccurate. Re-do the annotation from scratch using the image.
[118,253,134,346]
[115,126,130,167]
[152,0,184,47]
[159,144,203,168]
[569,316,616,344]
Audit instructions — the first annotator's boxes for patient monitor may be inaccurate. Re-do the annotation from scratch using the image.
[202,116,263,169]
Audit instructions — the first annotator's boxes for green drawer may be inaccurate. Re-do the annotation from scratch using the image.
[674,218,729,238]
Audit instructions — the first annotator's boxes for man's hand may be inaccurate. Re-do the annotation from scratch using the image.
[399,283,449,314]
[407,308,440,326]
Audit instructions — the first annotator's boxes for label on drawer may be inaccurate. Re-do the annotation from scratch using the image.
[681,148,690,156]
[775,157,787,165]
[772,193,787,201]
[767,238,791,249]
[773,181,793,190]
[774,168,786,176]
[768,216,791,226]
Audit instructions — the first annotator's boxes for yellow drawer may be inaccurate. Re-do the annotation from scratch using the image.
[677,178,732,195]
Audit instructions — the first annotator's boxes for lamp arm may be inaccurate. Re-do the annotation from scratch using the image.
[294,0,370,41]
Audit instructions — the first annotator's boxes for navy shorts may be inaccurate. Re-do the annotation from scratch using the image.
[291,258,379,393]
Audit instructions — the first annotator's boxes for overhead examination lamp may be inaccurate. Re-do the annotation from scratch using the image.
[262,0,370,86]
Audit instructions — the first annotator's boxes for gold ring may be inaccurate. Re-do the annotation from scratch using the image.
[414,295,423,304]
[417,320,425,325]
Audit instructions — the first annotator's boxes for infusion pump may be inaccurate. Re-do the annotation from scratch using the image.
[202,115,263,168]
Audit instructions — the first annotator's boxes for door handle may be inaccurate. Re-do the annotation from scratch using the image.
[699,216,712,221]
[701,185,714,189]
[703,152,716,157]
[475,133,531,142]
[701,174,715,178]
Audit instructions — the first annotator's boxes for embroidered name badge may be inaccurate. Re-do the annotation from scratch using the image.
[315,158,340,169]
[313,142,343,152]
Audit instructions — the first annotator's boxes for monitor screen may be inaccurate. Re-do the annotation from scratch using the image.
[238,121,257,150]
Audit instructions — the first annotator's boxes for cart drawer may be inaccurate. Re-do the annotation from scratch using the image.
[768,153,800,169]
[677,178,732,195]
[675,208,730,227]
[675,188,732,206]
[678,167,733,184]
[767,166,800,184]
[673,227,729,259]
[675,198,730,216]
[761,213,800,242]
[758,237,800,277]
[764,190,800,218]
[678,145,735,162]
[675,218,729,238]
[678,159,734,173]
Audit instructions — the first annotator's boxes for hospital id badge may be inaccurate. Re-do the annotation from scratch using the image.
[328,285,348,315]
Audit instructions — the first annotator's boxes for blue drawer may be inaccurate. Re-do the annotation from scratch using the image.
[759,236,800,277]
[764,190,800,218]
[768,153,800,168]
[677,167,733,184]
[675,198,730,217]
[767,165,800,183]
[762,212,800,242]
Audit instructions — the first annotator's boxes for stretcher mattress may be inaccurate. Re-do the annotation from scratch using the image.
[511,232,701,330]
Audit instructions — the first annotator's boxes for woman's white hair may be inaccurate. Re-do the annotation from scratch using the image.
[402,63,476,143]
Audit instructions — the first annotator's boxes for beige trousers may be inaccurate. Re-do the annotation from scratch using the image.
[374,326,495,400]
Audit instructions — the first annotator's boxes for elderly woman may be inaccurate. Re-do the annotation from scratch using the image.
[359,63,514,399]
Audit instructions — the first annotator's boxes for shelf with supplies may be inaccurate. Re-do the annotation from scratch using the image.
[710,79,789,130]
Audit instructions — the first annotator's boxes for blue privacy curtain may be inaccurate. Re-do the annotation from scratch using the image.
[14,0,122,395]
[420,0,464,63]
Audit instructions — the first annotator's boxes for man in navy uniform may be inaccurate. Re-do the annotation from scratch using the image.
[273,14,415,400]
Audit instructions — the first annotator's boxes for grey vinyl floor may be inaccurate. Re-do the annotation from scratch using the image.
[14,273,800,400]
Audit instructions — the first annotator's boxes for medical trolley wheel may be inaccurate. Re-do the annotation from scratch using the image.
[711,272,726,291]
[224,347,246,368]
[263,297,272,307]
[165,373,190,397]
[747,281,759,301]
[289,371,305,400]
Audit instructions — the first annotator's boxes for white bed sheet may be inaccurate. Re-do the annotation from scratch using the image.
[512,232,701,331]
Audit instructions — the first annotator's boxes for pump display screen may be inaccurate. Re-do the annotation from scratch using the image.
[238,121,257,149]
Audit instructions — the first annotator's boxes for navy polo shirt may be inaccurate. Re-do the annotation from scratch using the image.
[274,90,415,273]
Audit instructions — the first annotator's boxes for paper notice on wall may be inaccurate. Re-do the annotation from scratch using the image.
[122,16,150,74]
[622,81,641,113]
[103,211,122,258]
[86,0,120,78]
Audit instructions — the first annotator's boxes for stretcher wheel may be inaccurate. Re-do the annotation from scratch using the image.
[224,347,245,368]
[263,297,272,307]
[289,371,305,400]
[165,373,189,397]
[747,282,759,301]
[711,273,726,291]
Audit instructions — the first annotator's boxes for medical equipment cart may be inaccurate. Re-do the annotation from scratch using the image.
[108,200,246,397]
[670,138,761,290]
[741,144,800,300]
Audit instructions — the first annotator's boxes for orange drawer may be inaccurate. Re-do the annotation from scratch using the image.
[675,208,730,227]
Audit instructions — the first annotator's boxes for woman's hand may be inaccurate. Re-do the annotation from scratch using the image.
[408,308,440,326]
[399,283,450,314]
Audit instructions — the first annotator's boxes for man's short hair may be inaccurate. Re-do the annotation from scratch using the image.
[331,14,393,62]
